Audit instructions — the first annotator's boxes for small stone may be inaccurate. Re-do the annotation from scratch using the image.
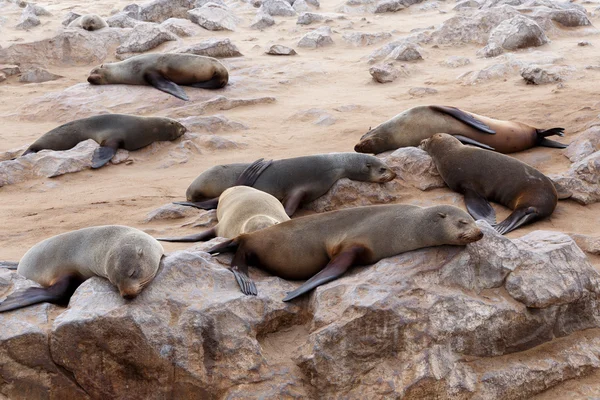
[266,44,297,55]
[408,87,438,97]
[369,63,400,83]
[521,64,576,85]
[298,26,334,48]
[578,41,592,46]
[19,68,63,83]
[387,43,423,61]
[176,38,243,58]
[116,24,178,56]
[0,65,20,76]
[341,31,392,47]
[441,56,471,68]
[250,13,275,30]
[259,0,296,16]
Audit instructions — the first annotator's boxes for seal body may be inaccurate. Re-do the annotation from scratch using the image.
[355,105,566,154]
[159,186,290,243]
[208,204,483,300]
[181,153,397,216]
[87,53,229,100]
[68,14,108,31]
[422,133,558,234]
[0,226,164,312]
[23,114,187,168]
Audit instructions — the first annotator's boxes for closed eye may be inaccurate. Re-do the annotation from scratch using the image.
[459,220,468,225]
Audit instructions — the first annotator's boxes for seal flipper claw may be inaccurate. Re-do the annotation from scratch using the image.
[144,71,189,101]
[282,245,364,302]
[453,135,495,151]
[158,227,217,243]
[430,105,496,134]
[235,158,273,187]
[494,208,538,235]
[173,198,219,210]
[0,274,84,313]
[536,128,567,148]
[463,189,497,225]
[231,249,257,296]
[92,138,120,168]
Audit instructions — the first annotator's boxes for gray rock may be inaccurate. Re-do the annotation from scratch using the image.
[145,203,202,222]
[250,12,275,29]
[62,11,82,26]
[373,0,423,13]
[579,41,592,46]
[550,151,600,205]
[297,26,334,48]
[116,23,177,57]
[266,44,297,55]
[293,0,310,12]
[138,0,196,22]
[453,0,481,9]
[188,5,240,31]
[563,125,600,162]
[441,55,471,67]
[341,31,392,46]
[0,72,6,83]
[570,234,600,255]
[296,11,341,25]
[387,42,423,61]
[521,64,576,84]
[529,7,592,30]
[289,108,336,126]
[106,12,144,28]
[19,67,63,83]
[478,15,548,57]
[458,55,523,84]
[259,0,296,16]
[15,6,40,30]
[408,87,438,97]
[195,135,247,150]
[176,38,243,57]
[25,3,51,16]
[369,62,403,83]
[161,17,200,37]
[178,115,248,133]
[0,64,20,76]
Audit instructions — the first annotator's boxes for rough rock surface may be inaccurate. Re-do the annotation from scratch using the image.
[408,86,438,97]
[250,12,275,29]
[15,5,40,30]
[161,17,200,37]
[297,12,342,25]
[369,62,408,83]
[563,125,600,162]
[137,0,196,22]
[106,12,144,28]
[521,64,576,84]
[342,31,392,46]
[176,38,243,57]
[478,15,548,57]
[570,233,600,255]
[442,55,471,68]
[116,23,178,57]
[2,222,600,398]
[550,151,600,205]
[266,44,297,55]
[18,67,63,83]
[144,203,202,222]
[388,42,423,61]
[298,26,334,48]
[259,0,297,16]
[188,5,240,31]
[179,115,248,133]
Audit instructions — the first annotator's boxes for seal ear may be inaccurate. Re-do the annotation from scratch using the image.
[437,212,447,218]
[137,248,143,257]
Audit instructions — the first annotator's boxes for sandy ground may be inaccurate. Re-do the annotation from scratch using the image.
[1,0,600,395]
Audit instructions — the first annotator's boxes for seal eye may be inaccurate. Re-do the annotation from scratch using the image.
[459,219,468,225]
[128,269,136,278]
[437,212,447,218]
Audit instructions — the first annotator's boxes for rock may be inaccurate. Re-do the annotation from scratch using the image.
[441,55,471,68]
[307,147,444,212]
[0,140,99,187]
[520,64,576,84]
[0,72,6,83]
[453,0,480,9]
[297,26,334,48]
[161,17,200,37]
[550,151,600,205]
[187,5,240,31]
[15,6,40,30]
[145,203,202,222]
[529,7,592,30]
[116,23,177,57]
[122,3,143,18]
[259,0,296,16]
[0,64,20,76]
[195,135,248,150]
[249,12,275,29]
[293,0,310,12]
[106,12,144,28]
[570,234,600,255]
[296,12,341,25]
[366,33,429,63]
[178,115,248,133]
[62,11,81,26]
[563,125,600,162]
[18,67,63,83]
[408,87,438,97]
[265,44,297,55]
[289,108,336,126]
[478,15,548,57]
[306,0,320,7]
[387,42,423,61]
[176,38,243,57]
[373,0,423,13]
[458,55,523,84]
[341,31,392,47]
[0,29,128,67]
[138,0,196,22]
[25,3,51,17]
[369,63,402,83]
[579,41,592,46]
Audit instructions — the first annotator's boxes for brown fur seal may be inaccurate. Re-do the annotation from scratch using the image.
[176,154,397,216]
[0,226,164,313]
[21,114,187,168]
[422,133,558,235]
[159,186,290,247]
[87,53,229,101]
[354,105,567,154]
[68,14,108,31]
[207,204,483,301]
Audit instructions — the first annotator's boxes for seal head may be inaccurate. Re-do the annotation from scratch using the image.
[345,153,397,182]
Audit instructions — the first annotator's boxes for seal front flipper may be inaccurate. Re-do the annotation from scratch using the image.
[430,106,496,134]
[463,188,497,225]
[158,227,217,243]
[495,207,538,235]
[282,245,365,302]
[173,198,219,210]
[453,135,495,151]
[0,275,84,313]
[235,158,274,186]
[230,248,257,296]
[92,138,120,168]
[144,71,189,101]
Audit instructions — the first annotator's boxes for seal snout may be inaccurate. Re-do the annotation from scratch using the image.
[460,227,484,243]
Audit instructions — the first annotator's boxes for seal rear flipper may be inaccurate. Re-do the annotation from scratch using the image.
[463,189,497,225]
[282,245,364,302]
[0,261,19,269]
[0,275,84,313]
[430,106,496,134]
[283,190,306,217]
[158,227,217,243]
[144,71,189,101]
[189,75,226,89]
[494,207,538,235]
[235,158,274,187]
[92,138,120,169]
[453,135,495,151]
[537,127,565,138]
[537,138,568,149]
[207,238,239,254]
[173,198,219,210]
[231,248,257,296]
[21,148,35,157]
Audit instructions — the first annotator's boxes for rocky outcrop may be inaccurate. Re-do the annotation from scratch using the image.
[116,23,178,59]
[550,151,600,205]
[520,64,576,84]
[563,125,600,162]
[478,15,548,57]
[188,4,240,31]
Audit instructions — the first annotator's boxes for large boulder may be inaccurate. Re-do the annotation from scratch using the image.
[116,23,178,59]
[176,38,243,57]
[563,125,600,163]
[187,4,240,31]
[478,15,548,57]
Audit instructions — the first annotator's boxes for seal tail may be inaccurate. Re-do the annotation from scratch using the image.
[207,238,239,255]
[235,158,273,187]
[536,128,568,149]
[0,261,19,270]
[0,275,85,313]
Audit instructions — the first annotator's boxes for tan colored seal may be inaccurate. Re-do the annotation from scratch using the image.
[208,204,483,300]
[0,225,164,313]
[354,105,567,154]
[421,133,558,235]
[68,14,108,31]
[22,114,187,168]
[177,153,397,216]
[87,53,229,100]
[159,186,290,246]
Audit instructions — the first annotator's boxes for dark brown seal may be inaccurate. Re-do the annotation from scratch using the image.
[87,53,229,101]
[207,204,483,300]
[176,153,397,216]
[355,105,566,154]
[421,133,558,235]
[21,114,187,168]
